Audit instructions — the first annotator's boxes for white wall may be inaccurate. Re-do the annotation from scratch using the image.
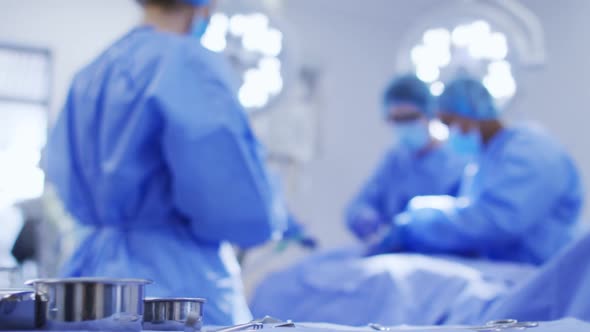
[1,0,589,292]
[0,0,141,119]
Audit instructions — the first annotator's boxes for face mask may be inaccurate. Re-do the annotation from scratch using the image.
[190,15,210,39]
[394,121,431,152]
[447,125,482,157]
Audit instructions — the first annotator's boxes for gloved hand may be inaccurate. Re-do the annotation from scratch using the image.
[407,195,457,211]
[365,213,409,256]
[281,215,319,250]
[347,205,382,241]
[285,233,318,250]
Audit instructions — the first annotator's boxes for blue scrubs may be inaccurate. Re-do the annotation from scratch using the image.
[388,125,583,264]
[346,144,467,236]
[45,27,287,325]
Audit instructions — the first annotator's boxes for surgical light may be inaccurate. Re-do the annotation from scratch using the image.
[416,64,440,83]
[484,60,516,99]
[430,81,445,96]
[469,32,508,60]
[429,120,450,141]
[411,19,517,105]
[202,11,285,111]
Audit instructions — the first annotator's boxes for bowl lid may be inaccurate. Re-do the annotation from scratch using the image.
[144,297,206,303]
[25,277,152,285]
[0,288,35,300]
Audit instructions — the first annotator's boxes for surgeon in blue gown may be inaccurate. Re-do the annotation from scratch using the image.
[347,74,467,241]
[371,77,584,265]
[251,76,478,325]
[45,0,289,325]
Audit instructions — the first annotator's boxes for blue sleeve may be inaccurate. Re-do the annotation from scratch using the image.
[283,213,304,239]
[346,151,402,225]
[45,89,97,226]
[156,44,287,248]
[397,144,568,253]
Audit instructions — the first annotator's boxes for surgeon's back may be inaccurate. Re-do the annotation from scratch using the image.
[46,26,285,324]
[53,28,176,227]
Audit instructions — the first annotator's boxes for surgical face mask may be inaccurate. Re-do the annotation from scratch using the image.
[394,121,431,152]
[190,15,210,39]
[448,125,482,157]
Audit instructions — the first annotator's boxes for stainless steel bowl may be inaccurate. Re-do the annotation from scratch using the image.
[0,288,36,330]
[143,298,206,331]
[26,278,151,331]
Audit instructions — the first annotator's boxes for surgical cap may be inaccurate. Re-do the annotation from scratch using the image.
[383,74,434,116]
[137,0,210,6]
[182,0,210,4]
[438,77,499,120]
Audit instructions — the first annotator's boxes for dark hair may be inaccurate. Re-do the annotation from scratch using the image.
[136,0,185,9]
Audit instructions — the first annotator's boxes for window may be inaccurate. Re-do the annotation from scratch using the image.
[0,45,50,205]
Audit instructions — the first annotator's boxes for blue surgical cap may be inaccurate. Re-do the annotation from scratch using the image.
[182,0,210,5]
[383,74,434,116]
[438,77,499,120]
[138,0,210,6]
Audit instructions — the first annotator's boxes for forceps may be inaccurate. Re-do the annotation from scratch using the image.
[471,319,539,331]
[369,319,539,331]
[213,316,295,332]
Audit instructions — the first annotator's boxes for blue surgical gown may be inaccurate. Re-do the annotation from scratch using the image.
[394,125,583,264]
[45,26,287,325]
[346,144,467,231]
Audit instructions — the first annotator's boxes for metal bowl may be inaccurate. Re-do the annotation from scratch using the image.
[0,288,36,330]
[26,278,151,331]
[143,298,206,331]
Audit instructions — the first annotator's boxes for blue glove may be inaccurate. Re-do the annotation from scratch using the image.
[281,215,319,250]
[286,233,318,250]
[347,206,382,241]
[300,237,318,249]
[365,213,409,256]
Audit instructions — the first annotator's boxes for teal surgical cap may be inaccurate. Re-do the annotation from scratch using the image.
[183,0,210,4]
[138,0,210,6]
[438,77,499,120]
[383,74,434,117]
